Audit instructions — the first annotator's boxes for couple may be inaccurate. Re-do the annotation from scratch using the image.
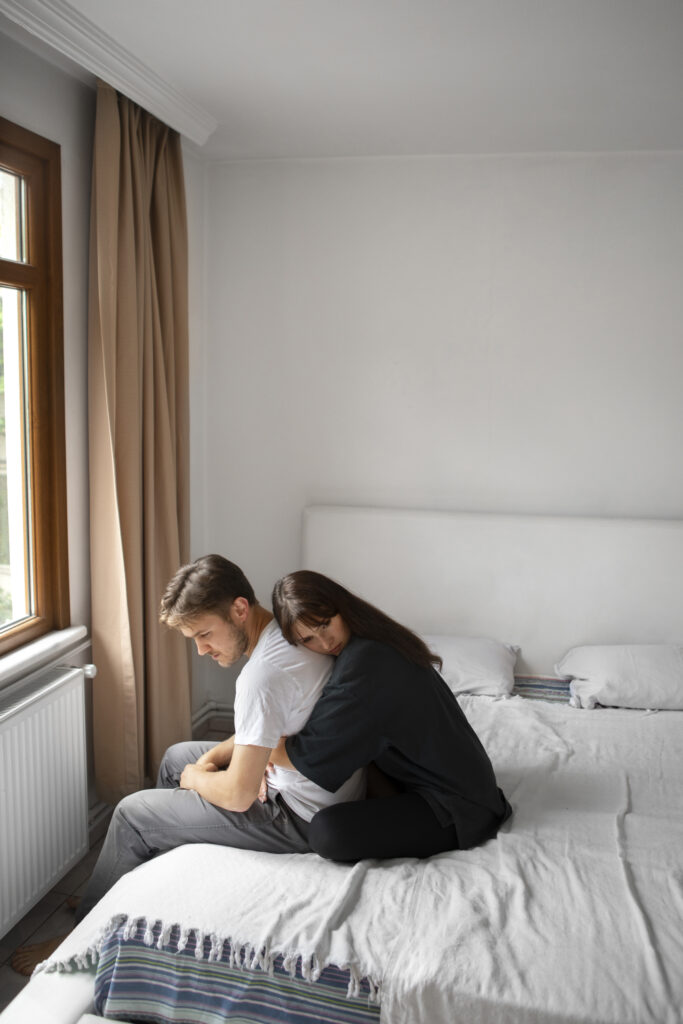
[13,554,511,973]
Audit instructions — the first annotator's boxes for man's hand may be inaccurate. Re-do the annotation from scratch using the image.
[179,762,216,791]
[178,744,272,812]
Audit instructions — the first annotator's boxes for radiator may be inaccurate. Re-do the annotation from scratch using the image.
[0,665,90,938]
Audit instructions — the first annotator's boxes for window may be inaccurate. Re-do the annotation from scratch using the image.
[0,117,69,655]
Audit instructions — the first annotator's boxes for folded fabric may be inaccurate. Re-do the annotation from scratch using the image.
[35,843,408,1000]
[556,643,683,709]
[422,635,519,696]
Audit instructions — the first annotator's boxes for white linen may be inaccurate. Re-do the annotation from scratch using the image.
[556,643,683,710]
[422,634,519,696]
[35,845,400,998]
[36,698,683,1024]
[387,697,683,1024]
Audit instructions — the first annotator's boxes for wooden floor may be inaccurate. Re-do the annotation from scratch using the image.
[0,837,104,1013]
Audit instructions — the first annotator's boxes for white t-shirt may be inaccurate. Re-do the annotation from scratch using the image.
[234,620,365,821]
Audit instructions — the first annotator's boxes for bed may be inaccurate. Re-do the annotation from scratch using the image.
[2,506,682,1024]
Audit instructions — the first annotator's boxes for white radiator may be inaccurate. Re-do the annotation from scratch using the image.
[0,664,90,938]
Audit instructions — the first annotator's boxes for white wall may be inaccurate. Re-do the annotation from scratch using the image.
[3,0,683,723]
[0,32,94,628]
[7,26,680,715]
[198,151,683,705]
[181,143,216,713]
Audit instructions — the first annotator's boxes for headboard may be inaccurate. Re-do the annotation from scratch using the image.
[301,505,683,676]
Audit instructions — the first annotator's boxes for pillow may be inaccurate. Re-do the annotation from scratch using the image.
[422,635,519,697]
[555,644,683,710]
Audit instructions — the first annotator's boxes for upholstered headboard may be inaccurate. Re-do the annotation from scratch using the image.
[301,506,683,675]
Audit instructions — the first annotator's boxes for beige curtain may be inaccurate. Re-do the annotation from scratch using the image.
[89,81,191,803]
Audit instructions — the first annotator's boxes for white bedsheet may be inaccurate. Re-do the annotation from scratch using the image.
[35,697,683,1024]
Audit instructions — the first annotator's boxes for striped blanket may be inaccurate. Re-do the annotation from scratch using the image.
[94,920,379,1023]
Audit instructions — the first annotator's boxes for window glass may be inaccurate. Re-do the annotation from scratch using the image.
[0,284,32,627]
[0,117,69,655]
[0,168,26,262]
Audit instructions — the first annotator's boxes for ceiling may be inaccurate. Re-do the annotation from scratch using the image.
[2,0,683,159]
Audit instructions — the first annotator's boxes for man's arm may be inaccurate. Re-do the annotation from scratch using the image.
[195,735,236,769]
[268,735,294,771]
[180,743,271,811]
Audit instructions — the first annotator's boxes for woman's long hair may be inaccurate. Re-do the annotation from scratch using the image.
[272,570,442,671]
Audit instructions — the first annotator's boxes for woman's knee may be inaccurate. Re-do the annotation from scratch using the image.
[308,806,358,863]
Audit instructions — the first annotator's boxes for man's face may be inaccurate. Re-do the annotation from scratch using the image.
[181,610,248,667]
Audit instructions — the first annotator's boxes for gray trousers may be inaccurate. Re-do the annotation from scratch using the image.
[75,740,311,923]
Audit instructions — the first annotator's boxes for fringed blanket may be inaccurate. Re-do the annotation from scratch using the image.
[35,841,409,1002]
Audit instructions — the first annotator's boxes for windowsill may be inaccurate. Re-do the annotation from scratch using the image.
[0,625,89,688]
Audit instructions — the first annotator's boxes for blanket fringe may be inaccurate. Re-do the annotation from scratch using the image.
[37,913,381,1002]
[347,963,361,998]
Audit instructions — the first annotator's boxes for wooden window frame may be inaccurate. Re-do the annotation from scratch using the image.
[0,116,70,655]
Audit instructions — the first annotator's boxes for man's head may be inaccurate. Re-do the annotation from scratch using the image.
[160,555,257,667]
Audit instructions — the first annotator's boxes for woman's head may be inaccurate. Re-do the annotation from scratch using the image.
[271,571,353,656]
[272,570,442,670]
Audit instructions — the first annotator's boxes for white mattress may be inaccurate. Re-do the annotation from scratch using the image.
[19,695,683,1024]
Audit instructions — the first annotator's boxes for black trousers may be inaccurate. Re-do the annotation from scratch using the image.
[308,791,459,862]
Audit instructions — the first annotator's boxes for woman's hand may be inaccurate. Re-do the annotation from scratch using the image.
[257,764,274,803]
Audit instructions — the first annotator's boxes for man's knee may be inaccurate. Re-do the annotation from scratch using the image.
[111,789,161,836]
[161,741,191,765]
[157,741,193,786]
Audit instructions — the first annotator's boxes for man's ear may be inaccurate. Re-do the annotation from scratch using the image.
[231,596,250,624]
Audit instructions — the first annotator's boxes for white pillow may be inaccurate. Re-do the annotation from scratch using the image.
[555,644,683,710]
[422,635,519,697]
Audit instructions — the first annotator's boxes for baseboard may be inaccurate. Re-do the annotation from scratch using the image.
[192,700,234,740]
[88,799,113,846]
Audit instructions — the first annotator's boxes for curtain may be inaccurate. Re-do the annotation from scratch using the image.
[89,81,191,803]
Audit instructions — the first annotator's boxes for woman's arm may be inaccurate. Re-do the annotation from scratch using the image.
[284,657,384,792]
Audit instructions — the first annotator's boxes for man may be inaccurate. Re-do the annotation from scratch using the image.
[11,554,363,975]
[76,553,364,920]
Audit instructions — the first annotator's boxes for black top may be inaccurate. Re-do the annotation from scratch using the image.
[286,637,511,849]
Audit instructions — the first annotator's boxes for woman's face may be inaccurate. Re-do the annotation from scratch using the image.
[293,614,351,657]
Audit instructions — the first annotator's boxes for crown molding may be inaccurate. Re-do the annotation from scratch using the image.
[0,0,217,146]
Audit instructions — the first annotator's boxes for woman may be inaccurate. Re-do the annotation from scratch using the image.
[270,570,511,862]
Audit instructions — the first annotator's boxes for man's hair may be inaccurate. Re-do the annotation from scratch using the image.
[159,554,257,629]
